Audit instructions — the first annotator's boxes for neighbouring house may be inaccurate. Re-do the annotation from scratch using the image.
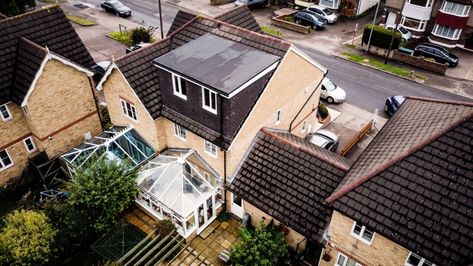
[293,0,379,17]
[97,6,327,239]
[0,6,102,186]
[228,128,351,253]
[385,0,473,49]
[322,97,473,266]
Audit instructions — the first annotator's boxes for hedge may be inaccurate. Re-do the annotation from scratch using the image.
[362,24,402,50]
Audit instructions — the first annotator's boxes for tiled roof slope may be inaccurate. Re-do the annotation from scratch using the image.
[229,128,349,246]
[0,5,95,105]
[11,38,48,104]
[214,5,263,33]
[328,97,473,266]
[116,14,290,148]
[166,10,197,35]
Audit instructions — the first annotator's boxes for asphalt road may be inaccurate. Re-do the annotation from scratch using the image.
[77,0,472,117]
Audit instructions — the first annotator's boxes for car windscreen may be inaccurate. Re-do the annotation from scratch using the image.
[111,1,124,8]
[393,95,405,106]
[398,26,409,34]
[323,8,333,15]
[238,0,249,3]
[324,79,337,91]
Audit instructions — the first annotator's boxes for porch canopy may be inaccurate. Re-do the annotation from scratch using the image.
[61,126,155,175]
[136,149,221,219]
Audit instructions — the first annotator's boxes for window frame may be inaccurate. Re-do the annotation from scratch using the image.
[276,108,282,125]
[432,24,462,40]
[174,123,186,140]
[401,16,427,31]
[201,87,217,114]
[440,0,470,16]
[23,137,37,153]
[0,103,12,122]
[120,99,138,121]
[204,140,217,158]
[172,74,188,100]
[336,252,362,266]
[0,149,13,171]
[405,252,435,266]
[350,221,375,245]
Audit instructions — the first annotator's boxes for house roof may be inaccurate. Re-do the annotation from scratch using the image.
[214,5,263,33]
[154,33,280,96]
[327,97,473,266]
[115,10,290,149]
[228,128,350,246]
[0,5,95,105]
[166,10,197,35]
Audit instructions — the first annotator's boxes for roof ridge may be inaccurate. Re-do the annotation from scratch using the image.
[406,95,473,107]
[19,37,48,53]
[0,4,59,25]
[261,128,350,172]
[214,4,247,19]
[325,109,473,204]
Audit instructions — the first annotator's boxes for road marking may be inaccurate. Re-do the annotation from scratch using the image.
[330,68,357,79]
[374,84,400,95]
[343,34,363,45]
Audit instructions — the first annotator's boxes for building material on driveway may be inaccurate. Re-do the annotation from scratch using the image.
[272,11,310,34]
[340,119,373,156]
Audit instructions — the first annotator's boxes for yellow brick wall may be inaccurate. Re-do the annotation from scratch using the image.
[320,211,410,266]
[227,49,324,176]
[25,59,102,157]
[0,103,31,147]
[0,135,40,185]
[103,69,160,149]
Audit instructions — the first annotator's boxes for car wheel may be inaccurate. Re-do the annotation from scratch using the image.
[384,104,388,112]
[327,97,334,104]
[324,19,328,24]
[295,19,301,24]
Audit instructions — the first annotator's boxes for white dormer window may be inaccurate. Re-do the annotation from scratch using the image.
[172,74,187,100]
[23,137,37,153]
[120,99,137,121]
[204,140,217,158]
[405,252,435,266]
[202,87,217,114]
[0,103,12,121]
[350,221,374,245]
[0,149,13,171]
[174,124,186,140]
[276,108,281,125]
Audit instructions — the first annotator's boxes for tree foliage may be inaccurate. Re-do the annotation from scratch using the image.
[130,26,155,45]
[230,221,288,266]
[0,210,57,265]
[0,0,35,16]
[67,158,138,233]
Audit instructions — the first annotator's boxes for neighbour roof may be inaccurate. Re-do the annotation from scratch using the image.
[214,5,263,33]
[166,10,197,35]
[229,128,350,246]
[154,33,280,96]
[328,97,473,266]
[116,12,290,149]
[0,5,95,105]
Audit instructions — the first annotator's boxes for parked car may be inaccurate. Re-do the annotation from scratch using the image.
[413,43,459,67]
[294,10,327,30]
[321,77,346,103]
[309,129,339,152]
[384,95,405,116]
[126,42,151,54]
[234,0,267,9]
[100,0,131,17]
[385,24,412,41]
[306,5,338,24]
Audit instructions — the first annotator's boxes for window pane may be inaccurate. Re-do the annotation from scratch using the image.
[346,258,357,266]
[362,228,374,241]
[204,89,210,106]
[0,150,12,167]
[181,79,187,96]
[353,223,362,235]
[211,93,216,109]
[336,254,346,266]
[407,253,422,265]
[173,75,179,93]
[0,105,10,119]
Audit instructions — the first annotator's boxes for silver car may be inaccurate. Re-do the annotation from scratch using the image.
[321,77,346,104]
[306,5,338,24]
[309,129,339,152]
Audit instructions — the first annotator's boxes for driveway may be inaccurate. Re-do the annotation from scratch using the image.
[446,47,473,80]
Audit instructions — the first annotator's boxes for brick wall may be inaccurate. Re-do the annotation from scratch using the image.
[392,51,448,74]
[319,211,410,266]
[272,13,311,34]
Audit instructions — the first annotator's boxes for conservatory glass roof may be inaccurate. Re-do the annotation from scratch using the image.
[61,126,155,173]
[136,149,221,218]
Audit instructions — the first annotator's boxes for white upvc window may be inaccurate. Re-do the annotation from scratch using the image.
[407,0,433,7]
[172,74,187,100]
[276,108,282,125]
[174,123,186,140]
[301,120,307,133]
[202,87,217,114]
[432,24,462,40]
[350,221,375,244]
[0,149,13,171]
[0,103,12,121]
[405,252,435,266]
[120,99,137,121]
[441,0,470,16]
[23,137,37,153]
[320,0,340,9]
[401,16,427,31]
[336,253,362,266]
[204,140,217,158]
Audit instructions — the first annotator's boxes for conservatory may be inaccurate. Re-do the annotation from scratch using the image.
[61,126,155,175]
[135,148,224,238]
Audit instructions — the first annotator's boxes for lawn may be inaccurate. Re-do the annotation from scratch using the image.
[260,25,282,37]
[67,15,97,26]
[107,31,132,46]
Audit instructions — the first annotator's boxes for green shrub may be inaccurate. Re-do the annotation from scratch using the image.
[130,26,155,45]
[155,219,176,237]
[318,103,329,119]
[362,24,401,50]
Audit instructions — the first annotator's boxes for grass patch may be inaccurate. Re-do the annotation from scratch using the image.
[107,31,132,46]
[261,25,282,37]
[67,15,97,26]
[342,51,411,77]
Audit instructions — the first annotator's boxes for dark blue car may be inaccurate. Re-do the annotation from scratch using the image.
[384,95,405,116]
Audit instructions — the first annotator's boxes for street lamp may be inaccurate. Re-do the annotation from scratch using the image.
[158,0,164,39]
[365,0,381,52]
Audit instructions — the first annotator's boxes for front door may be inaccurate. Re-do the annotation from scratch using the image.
[196,195,216,234]
[231,193,244,219]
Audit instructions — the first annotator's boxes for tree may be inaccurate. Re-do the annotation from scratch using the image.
[0,0,36,16]
[230,221,288,266]
[0,210,57,265]
[67,158,138,233]
[130,26,155,45]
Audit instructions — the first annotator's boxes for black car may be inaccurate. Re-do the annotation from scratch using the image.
[413,43,459,67]
[294,10,327,30]
[234,0,267,10]
[100,0,131,17]
[384,95,405,116]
